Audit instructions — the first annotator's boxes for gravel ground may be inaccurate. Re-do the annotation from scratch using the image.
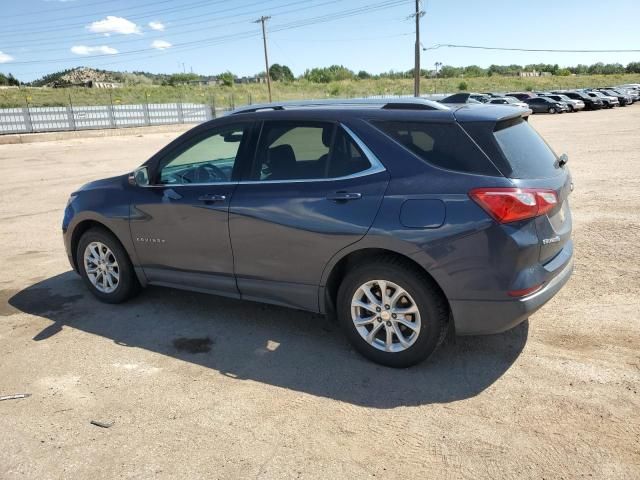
[1,107,639,479]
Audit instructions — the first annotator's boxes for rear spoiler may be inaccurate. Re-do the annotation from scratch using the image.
[497,108,532,123]
[452,104,532,123]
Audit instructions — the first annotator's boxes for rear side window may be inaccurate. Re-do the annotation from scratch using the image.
[492,118,561,178]
[252,121,372,181]
[371,121,499,176]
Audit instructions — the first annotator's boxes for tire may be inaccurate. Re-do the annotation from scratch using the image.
[77,227,140,303]
[337,257,448,368]
[547,107,556,114]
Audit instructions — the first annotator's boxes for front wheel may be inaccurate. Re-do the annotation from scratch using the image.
[337,258,448,367]
[548,107,556,114]
[77,228,140,303]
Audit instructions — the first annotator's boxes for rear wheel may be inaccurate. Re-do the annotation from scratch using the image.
[77,228,140,303]
[337,258,448,367]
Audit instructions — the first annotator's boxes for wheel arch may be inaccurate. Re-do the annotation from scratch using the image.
[321,247,451,322]
[69,218,145,286]
[70,219,118,271]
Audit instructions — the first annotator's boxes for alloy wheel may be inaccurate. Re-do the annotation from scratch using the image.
[350,279,421,353]
[83,241,120,294]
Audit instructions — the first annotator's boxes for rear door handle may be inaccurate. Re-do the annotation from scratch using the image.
[326,192,362,202]
[198,194,227,203]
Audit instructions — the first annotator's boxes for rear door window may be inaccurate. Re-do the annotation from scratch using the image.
[251,121,372,181]
[371,121,499,176]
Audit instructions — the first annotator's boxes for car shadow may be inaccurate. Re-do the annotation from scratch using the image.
[7,272,528,409]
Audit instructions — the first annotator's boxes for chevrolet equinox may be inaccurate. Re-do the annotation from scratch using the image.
[63,99,573,367]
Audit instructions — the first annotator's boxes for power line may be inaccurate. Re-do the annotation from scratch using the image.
[0,0,183,27]
[1,0,116,19]
[0,0,341,48]
[0,0,221,36]
[423,44,640,53]
[5,0,408,66]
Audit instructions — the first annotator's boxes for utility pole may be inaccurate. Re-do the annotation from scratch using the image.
[411,1,425,97]
[254,15,272,102]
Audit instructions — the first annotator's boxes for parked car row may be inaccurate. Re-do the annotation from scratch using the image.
[441,84,640,114]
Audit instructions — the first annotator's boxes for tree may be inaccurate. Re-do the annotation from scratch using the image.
[601,63,625,75]
[357,70,372,79]
[570,64,589,75]
[217,71,235,87]
[269,64,294,82]
[627,62,640,74]
[438,65,462,78]
[462,65,486,77]
[167,73,199,85]
[302,65,355,83]
[588,62,605,75]
[0,73,20,86]
[121,73,152,86]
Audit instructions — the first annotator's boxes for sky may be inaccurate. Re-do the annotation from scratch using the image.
[0,0,639,82]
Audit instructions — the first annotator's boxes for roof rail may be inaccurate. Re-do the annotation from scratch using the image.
[229,98,450,115]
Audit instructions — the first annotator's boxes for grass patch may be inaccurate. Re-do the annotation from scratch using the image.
[1,74,638,109]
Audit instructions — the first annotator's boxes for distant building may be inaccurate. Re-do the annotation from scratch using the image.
[87,80,121,89]
[234,76,266,84]
[519,70,552,77]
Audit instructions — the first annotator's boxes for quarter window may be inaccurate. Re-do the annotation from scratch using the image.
[159,125,249,184]
[372,120,498,175]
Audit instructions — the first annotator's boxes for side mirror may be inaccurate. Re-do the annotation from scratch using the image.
[128,166,150,186]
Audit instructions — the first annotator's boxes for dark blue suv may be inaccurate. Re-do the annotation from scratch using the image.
[62,99,573,367]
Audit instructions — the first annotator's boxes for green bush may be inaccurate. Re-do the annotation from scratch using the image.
[458,81,468,91]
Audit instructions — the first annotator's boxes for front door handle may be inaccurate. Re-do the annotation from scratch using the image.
[198,194,227,203]
[326,191,362,202]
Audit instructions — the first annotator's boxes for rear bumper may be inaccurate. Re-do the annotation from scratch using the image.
[450,257,574,335]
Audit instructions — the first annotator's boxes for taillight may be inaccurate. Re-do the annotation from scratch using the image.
[469,188,558,223]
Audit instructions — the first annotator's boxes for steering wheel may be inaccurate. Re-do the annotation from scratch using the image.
[194,163,227,182]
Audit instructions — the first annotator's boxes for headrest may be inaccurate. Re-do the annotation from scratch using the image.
[322,127,333,147]
[267,144,296,179]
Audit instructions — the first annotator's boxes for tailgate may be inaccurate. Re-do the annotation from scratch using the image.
[535,174,573,264]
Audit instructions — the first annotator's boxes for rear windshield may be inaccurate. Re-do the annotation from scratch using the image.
[492,118,561,178]
[370,121,499,176]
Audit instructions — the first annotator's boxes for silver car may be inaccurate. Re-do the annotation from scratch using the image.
[542,94,585,112]
[487,96,529,109]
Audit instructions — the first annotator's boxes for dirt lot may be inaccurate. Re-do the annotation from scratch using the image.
[1,108,639,479]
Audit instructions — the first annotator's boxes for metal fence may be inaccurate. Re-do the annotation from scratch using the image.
[0,102,214,135]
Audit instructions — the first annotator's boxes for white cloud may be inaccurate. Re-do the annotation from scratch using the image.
[87,16,141,35]
[71,45,119,55]
[151,40,172,50]
[148,21,165,31]
[0,51,14,63]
